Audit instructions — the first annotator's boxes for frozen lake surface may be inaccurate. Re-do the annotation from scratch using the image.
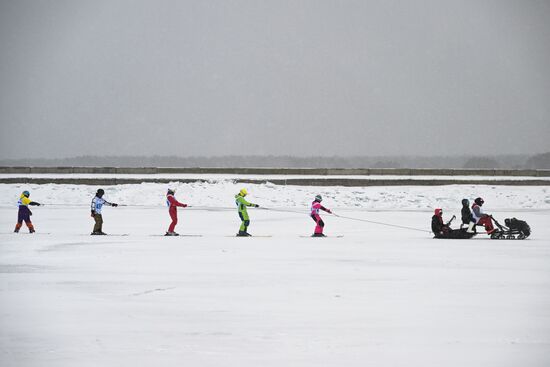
[1,182,549,366]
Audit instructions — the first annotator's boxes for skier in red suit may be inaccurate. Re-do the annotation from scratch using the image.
[166,189,187,236]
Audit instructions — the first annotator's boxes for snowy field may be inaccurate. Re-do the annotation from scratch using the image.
[1,182,550,367]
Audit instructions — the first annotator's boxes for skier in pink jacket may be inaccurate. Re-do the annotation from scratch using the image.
[311,195,332,237]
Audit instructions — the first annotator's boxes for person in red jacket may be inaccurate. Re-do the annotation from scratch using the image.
[165,189,187,236]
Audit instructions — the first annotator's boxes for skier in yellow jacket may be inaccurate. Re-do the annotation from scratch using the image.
[14,190,42,233]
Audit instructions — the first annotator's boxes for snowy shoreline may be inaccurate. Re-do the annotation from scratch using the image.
[1,182,549,211]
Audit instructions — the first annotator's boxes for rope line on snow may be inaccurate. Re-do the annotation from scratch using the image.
[331,214,432,233]
[0,203,430,233]
[262,207,431,233]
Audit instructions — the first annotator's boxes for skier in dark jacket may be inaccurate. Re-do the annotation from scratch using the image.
[14,190,42,233]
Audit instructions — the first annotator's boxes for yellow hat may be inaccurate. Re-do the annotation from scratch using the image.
[239,188,248,196]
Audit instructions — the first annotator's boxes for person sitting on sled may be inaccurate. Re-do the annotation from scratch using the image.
[91,189,118,235]
[467,197,496,235]
[431,208,474,239]
[311,194,332,237]
[14,190,42,233]
[431,208,451,237]
[166,188,188,236]
[460,199,475,230]
[235,188,259,236]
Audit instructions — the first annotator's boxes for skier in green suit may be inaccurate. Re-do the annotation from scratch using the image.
[235,188,259,236]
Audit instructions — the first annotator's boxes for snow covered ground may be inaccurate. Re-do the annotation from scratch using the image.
[1,182,549,367]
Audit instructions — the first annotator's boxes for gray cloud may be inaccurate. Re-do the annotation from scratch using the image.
[1,0,549,159]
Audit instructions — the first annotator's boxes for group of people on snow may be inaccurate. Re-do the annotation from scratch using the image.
[431,197,530,239]
[14,189,530,239]
[13,188,334,237]
[432,197,495,238]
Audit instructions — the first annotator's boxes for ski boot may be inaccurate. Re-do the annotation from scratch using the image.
[236,231,251,237]
[29,229,35,233]
[91,231,107,235]
[165,232,180,236]
[312,233,326,237]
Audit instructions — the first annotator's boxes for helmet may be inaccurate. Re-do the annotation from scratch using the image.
[461,199,469,207]
[315,194,322,202]
[96,189,105,197]
[239,188,248,196]
[474,197,484,206]
[22,190,30,197]
[167,189,175,195]
[434,208,442,216]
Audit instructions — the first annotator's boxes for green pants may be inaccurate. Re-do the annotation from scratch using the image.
[93,214,103,233]
[239,212,250,232]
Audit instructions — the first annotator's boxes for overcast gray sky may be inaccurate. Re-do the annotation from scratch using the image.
[1,0,549,159]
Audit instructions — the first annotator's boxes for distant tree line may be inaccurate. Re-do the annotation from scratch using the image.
[524,152,550,169]
[1,153,549,169]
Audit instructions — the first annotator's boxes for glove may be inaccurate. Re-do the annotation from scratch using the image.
[91,211,96,217]
[112,203,118,207]
[255,204,260,208]
[183,204,188,208]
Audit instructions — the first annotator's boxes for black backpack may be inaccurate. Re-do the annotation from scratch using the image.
[505,217,531,237]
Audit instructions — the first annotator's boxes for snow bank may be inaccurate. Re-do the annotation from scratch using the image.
[1,182,549,211]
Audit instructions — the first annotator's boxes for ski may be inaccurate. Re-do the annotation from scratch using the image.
[87,233,129,237]
[3,232,52,235]
[151,234,203,237]
[226,235,273,238]
[299,235,344,238]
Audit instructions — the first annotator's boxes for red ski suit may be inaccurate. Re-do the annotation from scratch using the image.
[167,194,187,232]
[471,203,495,233]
